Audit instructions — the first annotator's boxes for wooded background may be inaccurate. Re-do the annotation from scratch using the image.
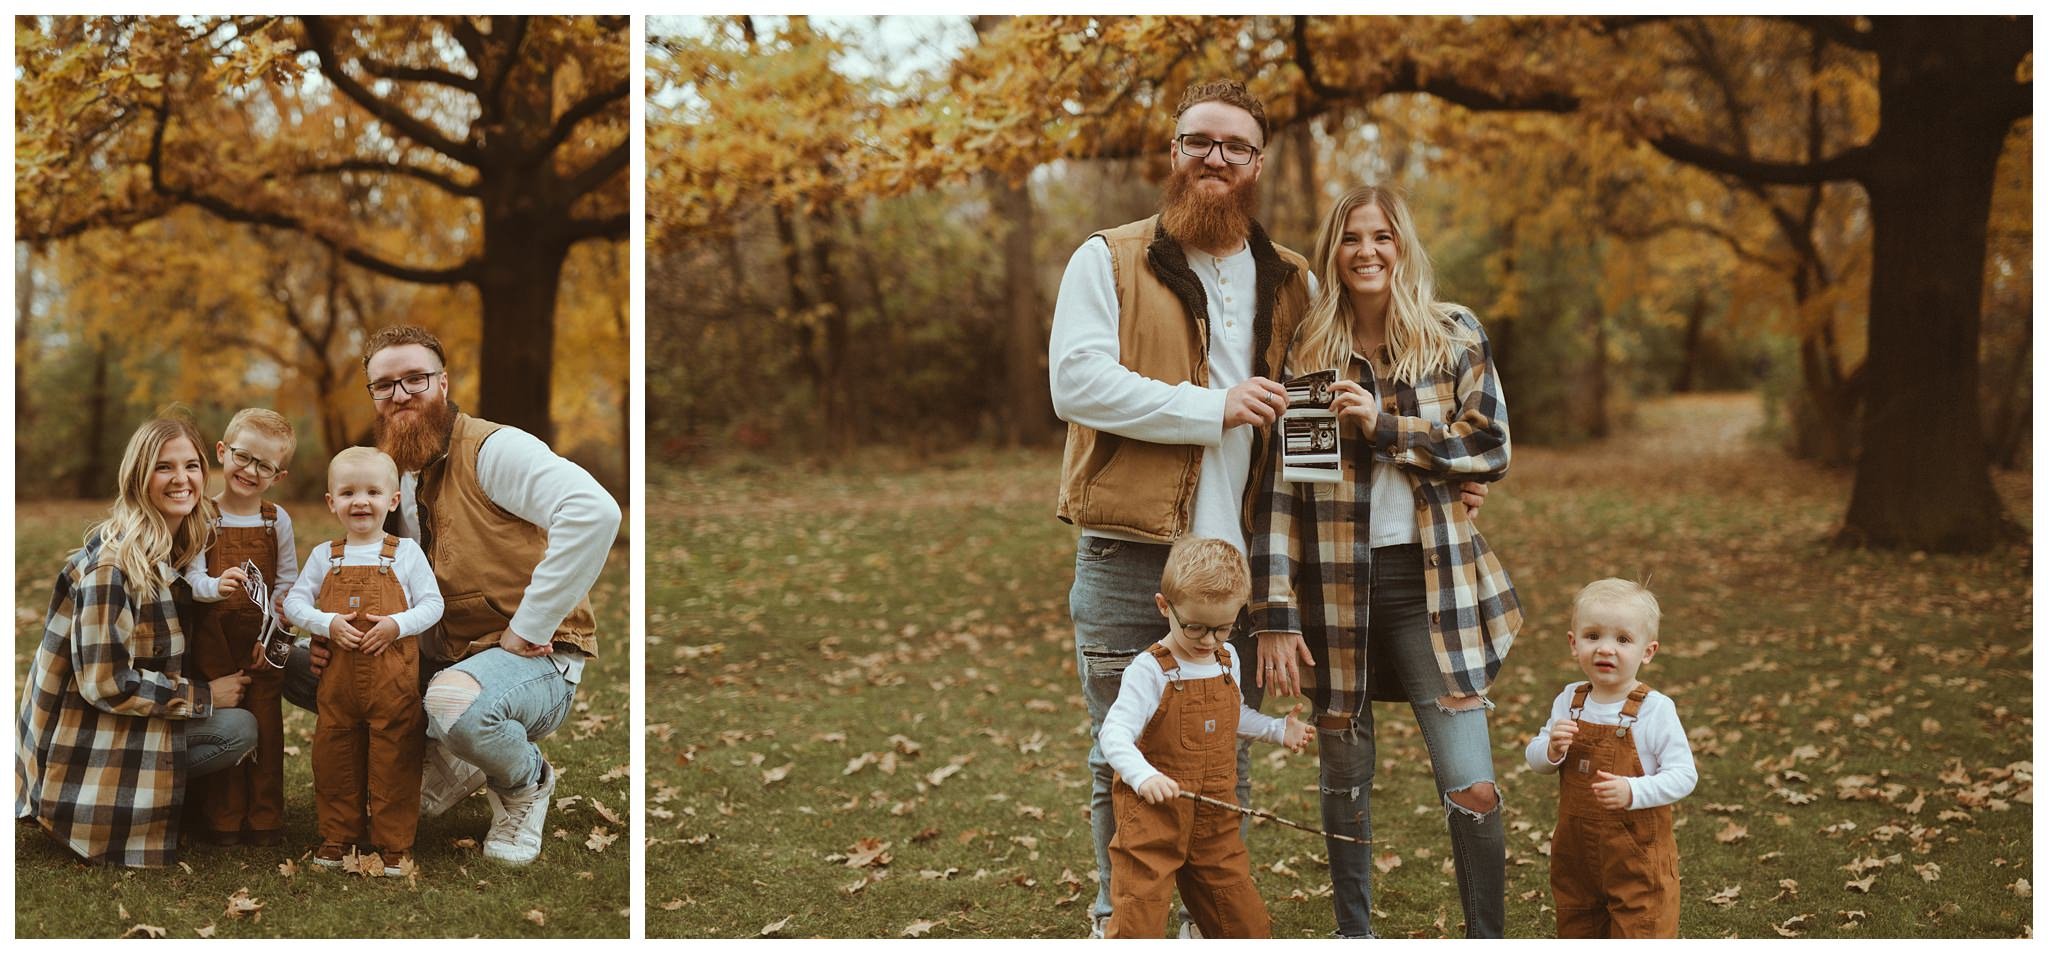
[647,15,2032,554]
[16,15,631,500]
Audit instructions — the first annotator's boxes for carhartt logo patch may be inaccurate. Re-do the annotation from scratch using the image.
[1204,719,1216,734]
[348,596,362,610]
[1576,759,1591,775]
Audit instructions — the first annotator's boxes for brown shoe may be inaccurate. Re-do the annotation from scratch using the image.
[311,842,350,868]
[381,849,412,876]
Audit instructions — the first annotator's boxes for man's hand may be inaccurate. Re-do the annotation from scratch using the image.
[1256,631,1315,698]
[209,672,251,708]
[1279,704,1312,753]
[1546,718,1579,763]
[1592,770,1636,810]
[358,614,402,656]
[1460,480,1489,515]
[1136,775,1182,805]
[501,630,554,658]
[1223,377,1289,429]
[307,635,331,677]
[217,566,248,601]
[327,613,365,652]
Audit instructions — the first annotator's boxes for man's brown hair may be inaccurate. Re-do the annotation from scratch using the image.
[1174,80,1269,147]
[361,325,447,372]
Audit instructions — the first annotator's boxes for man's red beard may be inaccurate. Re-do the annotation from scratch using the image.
[1159,161,1259,253]
[374,396,457,473]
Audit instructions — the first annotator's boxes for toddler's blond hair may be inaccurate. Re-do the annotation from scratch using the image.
[1571,578,1661,640]
[328,446,399,490]
[1160,537,1250,607]
[223,407,297,463]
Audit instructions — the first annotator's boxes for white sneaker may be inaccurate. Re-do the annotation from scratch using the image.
[1088,913,1109,939]
[420,739,487,818]
[482,759,555,865]
[1177,918,1204,939]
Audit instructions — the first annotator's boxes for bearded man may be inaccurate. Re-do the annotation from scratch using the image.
[1047,81,1486,936]
[288,326,621,866]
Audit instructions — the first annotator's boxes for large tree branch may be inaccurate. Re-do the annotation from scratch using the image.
[148,96,480,286]
[277,157,480,197]
[300,16,483,167]
[1293,16,1579,114]
[482,16,532,111]
[561,140,630,201]
[562,212,628,243]
[1648,131,1871,185]
[360,56,480,94]
[524,78,630,166]
[1779,15,1874,52]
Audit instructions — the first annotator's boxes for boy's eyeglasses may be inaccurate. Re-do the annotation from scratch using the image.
[226,446,282,479]
[1166,602,1234,640]
[368,370,444,400]
[1174,134,1260,165]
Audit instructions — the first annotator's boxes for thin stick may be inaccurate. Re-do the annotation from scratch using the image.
[1178,790,1370,846]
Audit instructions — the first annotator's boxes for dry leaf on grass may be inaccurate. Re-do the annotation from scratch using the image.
[1845,875,1877,893]
[525,909,547,927]
[1374,852,1402,874]
[1915,862,1942,882]
[661,899,686,911]
[277,858,298,878]
[1715,820,1748,844]
[591,799,624,826]
[760,915,794,936]
[844,837,892,868]
[1775,914,1814,937]
[762,762,794,786]
[1772,879,1799,901]
[121,924,166,939]
[196,923,217,938]
[2009,879,2032,898]
[224,888,263,920]
[587,826,619,851]
[901,919,938,937]
[1706,885,1741,907]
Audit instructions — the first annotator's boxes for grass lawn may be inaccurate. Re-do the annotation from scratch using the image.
[13,500,632,938]
[646,393,2032,939]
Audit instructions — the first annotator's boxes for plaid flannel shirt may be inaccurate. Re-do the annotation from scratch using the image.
[15,534,212,867]
[1249,310,1522,719]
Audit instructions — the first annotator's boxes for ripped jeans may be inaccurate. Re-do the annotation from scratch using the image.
[1071,535,1175,925]
[1316,544,1505,938]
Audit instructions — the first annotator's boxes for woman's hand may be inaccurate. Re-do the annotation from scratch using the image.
[1256,631,1315,697]
[1328,379,1379,432]
[209,672,251,708]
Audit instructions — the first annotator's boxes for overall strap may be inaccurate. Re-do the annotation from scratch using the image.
[260,500,278,538]
[378,533,401,568]
[1215,643,1234,687]
[327,539,349,566]
[1569,682,1592,718]
[1147,642,1183,693]
[1620,682,1653,721]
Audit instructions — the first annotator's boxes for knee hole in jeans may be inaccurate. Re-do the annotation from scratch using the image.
[1445,781,1499,816]
[1434,693,1490,713]
[423,671,482,735]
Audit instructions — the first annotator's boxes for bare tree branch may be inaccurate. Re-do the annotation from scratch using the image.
[562,212,628,243]
[360,56,480,93]
[277,157,480,197]
[301,16,483,167]
[1294,15,1579,114]
[482,16,532,110]
[561,140,629,201]
[1647,131,1871,185]
[523,78,629,166]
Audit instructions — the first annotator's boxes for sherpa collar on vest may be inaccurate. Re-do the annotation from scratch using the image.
[1142,217,1299,382]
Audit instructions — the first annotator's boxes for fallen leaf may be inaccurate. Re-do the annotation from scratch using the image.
[1914,862,1941,882]
[1775,914,1813,937]
[845,837,892,868]
[525,909,547,927]
[1715,820,1748,844]
[2009,879,2032,899]
[196,923,217,938]
[843,752,878,776]
[121,925,166,939]
[224,887,263,920]
[901,919,938,937]
[1374,852,1402,874]
[587,826,619,851]
[1845,875,1876,893]
[760,915,794,936]
[661,899,686,911]
[1706,885,1741,907]
[277,858,298,878]
[591,798,625,826]
[762,762,794,786]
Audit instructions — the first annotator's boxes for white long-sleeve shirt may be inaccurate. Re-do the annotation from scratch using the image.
[1049,237,1317,553]
[183,505,300,607]
[1525,682,1698,810]
[394,423,620,683]
[1099,649,1288,792]
[283,536,444,641]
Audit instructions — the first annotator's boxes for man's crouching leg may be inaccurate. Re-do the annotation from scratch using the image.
[423,650,576,865]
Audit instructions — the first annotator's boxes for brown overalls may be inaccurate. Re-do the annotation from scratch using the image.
[1550,682,1679,938]
[187,502,287,839]
[311,535,424,854]
[1107,643,1272,939]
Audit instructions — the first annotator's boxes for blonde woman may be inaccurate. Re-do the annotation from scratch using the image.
[16,416,257,867]
[1247,186,1522,937]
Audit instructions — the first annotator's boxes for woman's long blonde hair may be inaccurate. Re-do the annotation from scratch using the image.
[1292,186,1476,384]
[85,416,215,600]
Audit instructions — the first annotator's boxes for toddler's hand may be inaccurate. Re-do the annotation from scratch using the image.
[1280,704,1312,753]
[1592,770,1635,810]
[357,614,402,655]
[1547,718,1579,763]
[218,566,248,600]
[1136,776,1182,805]
[328,612,365,652]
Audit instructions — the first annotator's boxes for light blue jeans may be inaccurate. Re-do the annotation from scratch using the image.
[185,708,259,778]
[424,647,577,791]
[1316,544,1505,938]
[1070,535,1175,924]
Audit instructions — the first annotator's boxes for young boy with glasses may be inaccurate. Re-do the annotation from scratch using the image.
[1096,537,1311,938]
[182,408,300,845]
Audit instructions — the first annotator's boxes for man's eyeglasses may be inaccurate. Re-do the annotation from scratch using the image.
[368,370,444,401]
[1166,602,1235,640]
[225,446,282,479]
[1175,134,1260,166]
